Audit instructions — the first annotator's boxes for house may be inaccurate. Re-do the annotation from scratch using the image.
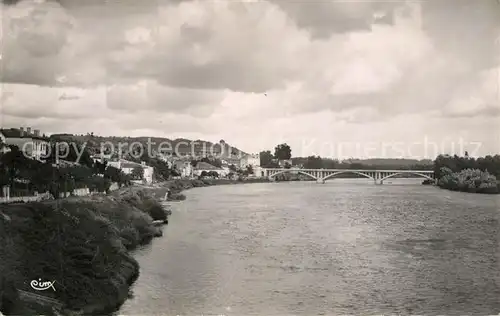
[238,153,261,176]
[278,159,293,168]
[107,159,154,184]
[0,142,11,155]
[0,127,49,161]
[172,160,193,178]
[90,153,113,164]
[240,153,260,169]
[193,161,227,177]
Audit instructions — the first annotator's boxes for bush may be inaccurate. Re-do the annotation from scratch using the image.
[438,168,499,194]
[141,198,169,222]
[168,193,186,201]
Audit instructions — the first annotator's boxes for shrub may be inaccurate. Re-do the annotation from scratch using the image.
[141,198,169,221]
[438,168,499,194]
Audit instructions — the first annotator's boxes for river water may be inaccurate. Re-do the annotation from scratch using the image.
[118,180,500,315]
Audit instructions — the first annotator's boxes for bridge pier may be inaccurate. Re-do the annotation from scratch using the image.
[316,178,325,184]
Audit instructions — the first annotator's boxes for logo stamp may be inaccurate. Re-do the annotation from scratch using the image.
[30,279,56,291]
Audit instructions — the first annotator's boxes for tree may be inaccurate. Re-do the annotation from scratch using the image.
[104,166,126,185]
[208,171,219,178]
[259,150,275,168]
[274,143,292,160]
[200,157,222,168]
[244,165,254,175]
[93,160,107,175]
[0,145,26,187]
[304,156,323,169]
[131,166,144,180]
[200,171,208,178]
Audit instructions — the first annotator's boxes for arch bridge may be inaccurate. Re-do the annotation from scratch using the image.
[263,168,435,184]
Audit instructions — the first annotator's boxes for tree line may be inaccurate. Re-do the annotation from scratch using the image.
[0,145,131,199]
[433,154,500,179]
[259,143,434,171]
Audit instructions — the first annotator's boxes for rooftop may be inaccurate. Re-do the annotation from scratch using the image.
[0,128,48,140]
[113,159,151,169]
[195,161,223,170]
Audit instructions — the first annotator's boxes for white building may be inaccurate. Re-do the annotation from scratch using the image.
[0,127,49,161]
[107,159,154,184]
[173,160,194,178]
[239,153,261,176]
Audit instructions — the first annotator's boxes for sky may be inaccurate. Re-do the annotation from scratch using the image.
[0,0,499,159]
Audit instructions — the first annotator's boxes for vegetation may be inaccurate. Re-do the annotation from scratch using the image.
[259,150,278,168]
[434,154,500,179]
[291,156,434,170]
[0,187,169,315]
[131,166,144,180]
[437,167,499,194]
[198,171,219,178]
[434,154,500,194]
[261,143,434,171]
[0,145,130,198]
[47,133,246,160]
[274,143,292,160]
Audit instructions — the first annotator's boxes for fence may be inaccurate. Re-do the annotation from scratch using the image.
[0,183,119,204]
[0,192,51,204]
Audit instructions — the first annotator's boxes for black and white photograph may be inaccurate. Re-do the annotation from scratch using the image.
[0,0,499,315]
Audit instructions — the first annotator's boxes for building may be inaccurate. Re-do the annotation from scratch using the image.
[240,153,260,169]
[193,161,227,177]
[172,160,193,178]
[238,153,261,176]
[90,153,113,164]
[278,159,292,167]
[0,127,49,161]
[107,159,154,184]
[0,142,11,155]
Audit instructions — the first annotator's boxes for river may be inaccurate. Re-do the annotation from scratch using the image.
[118,180,500,315]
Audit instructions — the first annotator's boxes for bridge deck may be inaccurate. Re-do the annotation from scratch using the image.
[264,168,433,173]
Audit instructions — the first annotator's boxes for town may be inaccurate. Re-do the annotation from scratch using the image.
[2,126,500,205]
[0,127,267,203]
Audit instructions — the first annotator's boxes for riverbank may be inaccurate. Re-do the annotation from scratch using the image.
[0,185,171,316]
[0,178,270,315]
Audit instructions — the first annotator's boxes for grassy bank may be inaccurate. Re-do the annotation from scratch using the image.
[0,186,171,315]
[0,178,268,315]
[437,167,500,194]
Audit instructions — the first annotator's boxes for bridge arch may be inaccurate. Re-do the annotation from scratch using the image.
[268,169,318,180]
[323,170,375,181]
[380,172,434,183]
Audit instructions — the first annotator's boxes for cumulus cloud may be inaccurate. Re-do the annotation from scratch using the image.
[0,0,499,157]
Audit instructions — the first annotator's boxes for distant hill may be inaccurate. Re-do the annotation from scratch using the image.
[49,134,248,159]
[342,158,434,166]
[291,156,434,170]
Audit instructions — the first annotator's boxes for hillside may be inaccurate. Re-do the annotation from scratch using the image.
[342,158,434,166]
[49,134,248,158]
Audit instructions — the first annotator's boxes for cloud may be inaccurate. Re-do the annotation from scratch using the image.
[0,0,499,157]
[441,67,500,118]
[268,0,402,38]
